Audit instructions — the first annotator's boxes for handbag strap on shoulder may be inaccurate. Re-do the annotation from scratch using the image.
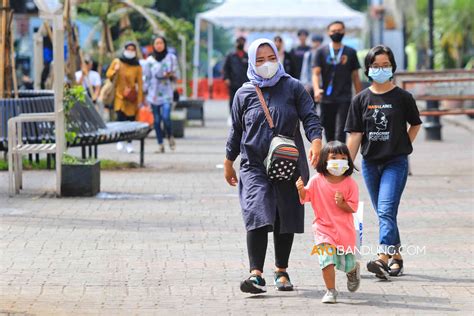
[254,85,274,129]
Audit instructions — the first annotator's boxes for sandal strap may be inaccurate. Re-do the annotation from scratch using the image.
[375,259,390,271]
[389,259,403,268]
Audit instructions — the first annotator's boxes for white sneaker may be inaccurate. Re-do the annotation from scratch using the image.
[126,143,134,153]
[346,261,361,292]
[321,289,338,304]
[116,141,124,151]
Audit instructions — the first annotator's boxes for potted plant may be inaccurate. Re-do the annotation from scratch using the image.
[60,86,101,197]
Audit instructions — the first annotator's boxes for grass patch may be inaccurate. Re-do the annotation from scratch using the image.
[0,158,139,171]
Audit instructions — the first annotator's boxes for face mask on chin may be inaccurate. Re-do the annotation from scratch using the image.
[326,159,349,176]
[329,32,344,43]
[123,50,136,59]
[256,61,279,79]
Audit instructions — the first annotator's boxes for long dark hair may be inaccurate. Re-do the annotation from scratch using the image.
[316,141,354,177]
[152,36,168,62]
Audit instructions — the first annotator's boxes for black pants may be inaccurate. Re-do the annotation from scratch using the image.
[320,101,350,143]
[247,213,295,273]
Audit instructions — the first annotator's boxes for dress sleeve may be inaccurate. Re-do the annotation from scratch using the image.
[142,59,151,94]
[106,59,119,79]
[405,92,423,126]
[225,89,244,161]
[345,178,359,213]
[345,93,364,133]
[295,81,322,142]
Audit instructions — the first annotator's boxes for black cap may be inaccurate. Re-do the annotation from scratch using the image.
[236,36,246,42]
[311,34,324,42]
[297,29,309,36]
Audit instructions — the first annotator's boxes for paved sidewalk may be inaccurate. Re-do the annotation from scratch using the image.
[0,101,473,315]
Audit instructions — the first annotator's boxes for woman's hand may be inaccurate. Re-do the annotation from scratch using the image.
[114,62,120,72]
[308,138,322,168]
[224,158,238,186]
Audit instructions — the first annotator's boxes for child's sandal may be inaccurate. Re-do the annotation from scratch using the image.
[389,259,404,276]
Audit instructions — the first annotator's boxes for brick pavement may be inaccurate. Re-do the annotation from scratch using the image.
[0,100,473,315]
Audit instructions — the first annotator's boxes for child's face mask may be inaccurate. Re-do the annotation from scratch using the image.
[327,159,349,176]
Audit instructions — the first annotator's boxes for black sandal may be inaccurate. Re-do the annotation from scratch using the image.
[389,259,404,276]
[367,259,390,280]
[274,271,294,291]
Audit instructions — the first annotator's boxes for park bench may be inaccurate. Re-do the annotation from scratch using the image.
[175,99,205,126]
[1,91,151,167]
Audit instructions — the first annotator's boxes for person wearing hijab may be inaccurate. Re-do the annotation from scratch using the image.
[143,36,178,153]
[106,42,144,153]
[224,38,322,294]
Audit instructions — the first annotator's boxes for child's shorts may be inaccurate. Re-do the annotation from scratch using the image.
[316,243,356,273]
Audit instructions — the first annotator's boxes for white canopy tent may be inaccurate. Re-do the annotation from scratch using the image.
[192,0,366,97]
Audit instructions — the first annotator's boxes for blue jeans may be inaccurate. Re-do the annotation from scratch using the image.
[362,155,408,255]
[151,103,172,145]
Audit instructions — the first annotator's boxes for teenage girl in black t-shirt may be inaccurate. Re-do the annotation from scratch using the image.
[345,45,422,279]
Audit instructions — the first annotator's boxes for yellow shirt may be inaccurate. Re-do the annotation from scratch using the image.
[106,58,143,117]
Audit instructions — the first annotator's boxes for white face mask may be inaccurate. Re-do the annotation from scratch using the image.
[256,61,279,79]
[123,50,136,59]
[327,159,349,176]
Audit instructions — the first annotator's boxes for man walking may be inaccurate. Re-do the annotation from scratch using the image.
[290,29,311,79]
[312,21,362,143]
[223,36,249,114]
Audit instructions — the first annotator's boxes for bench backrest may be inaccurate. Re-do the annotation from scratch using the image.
[0,90,109,149]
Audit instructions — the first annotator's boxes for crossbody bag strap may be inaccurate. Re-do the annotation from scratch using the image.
[254,85,274,129]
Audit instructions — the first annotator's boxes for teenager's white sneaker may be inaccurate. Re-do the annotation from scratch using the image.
[346,261,361,292]
[116,141,124,151]
[321,289,338,304]
[126,143,134,153]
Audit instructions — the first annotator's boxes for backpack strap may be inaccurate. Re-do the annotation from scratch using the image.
[254,85,274,129]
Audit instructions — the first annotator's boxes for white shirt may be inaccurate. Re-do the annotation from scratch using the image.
[75,70,101,89]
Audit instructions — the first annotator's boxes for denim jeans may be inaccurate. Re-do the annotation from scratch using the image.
[362,155,408,255]
[151,103,172,144]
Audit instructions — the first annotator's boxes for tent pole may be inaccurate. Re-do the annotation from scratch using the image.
[207,23,213,99]
[52,13,65,196]
[192,15,201,98]
[179,34,187,98]
[33,30,44,90]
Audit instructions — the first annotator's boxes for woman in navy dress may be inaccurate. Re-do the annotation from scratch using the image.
[224,38,323,294]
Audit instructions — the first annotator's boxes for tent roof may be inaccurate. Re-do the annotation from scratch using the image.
[198,0,366,31]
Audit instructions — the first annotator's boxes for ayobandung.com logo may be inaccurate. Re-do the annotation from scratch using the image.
[310,244,427,256]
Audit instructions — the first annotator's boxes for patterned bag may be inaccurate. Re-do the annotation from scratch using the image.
[255,85,300,181]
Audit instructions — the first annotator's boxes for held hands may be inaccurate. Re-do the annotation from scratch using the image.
[314,89,324,103]
[308,139,322,168]
[224,159,238,186]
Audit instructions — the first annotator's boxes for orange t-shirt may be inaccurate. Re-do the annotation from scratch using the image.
[301,174,359,251]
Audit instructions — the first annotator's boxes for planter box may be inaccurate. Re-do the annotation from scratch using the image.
[61,160,100,197]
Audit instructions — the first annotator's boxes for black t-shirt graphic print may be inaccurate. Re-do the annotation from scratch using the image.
[345,87,422,162]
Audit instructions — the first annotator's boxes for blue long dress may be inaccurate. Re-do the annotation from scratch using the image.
[226,76,322,233]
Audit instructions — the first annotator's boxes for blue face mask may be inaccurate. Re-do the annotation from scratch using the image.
[368,67,393,84]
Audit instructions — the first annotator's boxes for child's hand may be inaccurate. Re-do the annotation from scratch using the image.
[296,177,305,191]
[335,191,344,206]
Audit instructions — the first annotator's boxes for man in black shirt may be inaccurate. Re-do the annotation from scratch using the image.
[290,29,310,79]
[223,36,249,112]
[312,21,362,143]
